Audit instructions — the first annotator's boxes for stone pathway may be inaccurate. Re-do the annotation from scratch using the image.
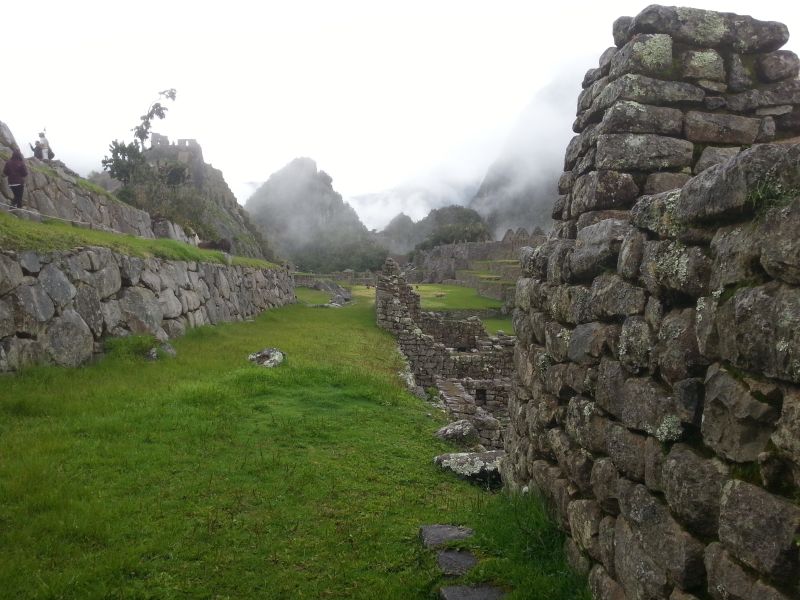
[419,525,507,599]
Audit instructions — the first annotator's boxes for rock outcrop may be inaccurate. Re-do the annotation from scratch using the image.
[0,247,294,372]
[504,6,800,600]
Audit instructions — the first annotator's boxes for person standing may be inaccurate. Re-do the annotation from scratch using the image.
[2,148,29,209]
[38,132,51,161]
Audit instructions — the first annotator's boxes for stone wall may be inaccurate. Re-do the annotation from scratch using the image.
[376,258,514,448]
[0,246,294,372]
[504,6,800,600]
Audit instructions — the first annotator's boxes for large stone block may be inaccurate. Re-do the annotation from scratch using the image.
[590,273,647,319]
[675,143,800,224]
[544,321,572,362]
[694,146,740,174]
[617,479,706,591]
[709,222,764,291]
[618,316,654,374]
[605,422,647,481]
[639,240,712,299]
[705,542,794,600]
[680,49,725,81]
[654,308,706,384]
[591,458,621,515]
[630,5,789,52]
[41,309,94,368]
[772,388,800,486]
[547,284,593,325]
[725,79,800,114]
[9,282,55,335]
[546,428,594,493]
[74,284,103,338]
[565,396,607,453]
[594,74,705,115]
[684,111,761,144]
[719,480,800,583]
[715,282,800,384]
[757,50,800,83]
[569,219,633,282]
[617,229,646,281]
[570,170,639,217]
[662,444,729,538]
[567,322,619,366]
[643,172,692,195]
[614,516,670,600]
[596,134,694,172]
[0,254,24,296]
[568,499,603,560]
[702,363,778,462]
[118,286,164,336]
[588,564,626,600]
[759,198,800,286]
[630,189,682,238]
[609,33,673,79]
[599,100,683,136]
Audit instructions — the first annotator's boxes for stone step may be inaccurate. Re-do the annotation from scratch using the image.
[419,524,474,549]
[438,585,506,599]
[437,549,478,576]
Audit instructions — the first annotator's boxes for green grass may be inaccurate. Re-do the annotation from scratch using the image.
[294,286,333,304]
[415,284,503,311]
[0,211,275,269]
[0,286,586,599]
[482,317,514,336]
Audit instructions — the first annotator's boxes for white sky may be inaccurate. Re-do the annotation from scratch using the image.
[3,0,799,228]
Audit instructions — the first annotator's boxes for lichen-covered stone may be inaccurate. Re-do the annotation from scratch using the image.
[590,273,647,319]
[715,282,800,384]
[569,219,633,282]
[544,321,572,362]
[758,198,800,285]
[662,444,729,538]
[681,48,725,81]
[654,308,706,384]
[605,422,647,481]
[616,229,646,281]
[709,222,764,290]
[702,363,779,462]
[570,170,639,217]
[725,79,800,112]
[433,451,504,487]
[772,388,800,486]
[640,240,712,299]
[568,499,604,560]
[618,316,654,374]
[599,100,683,135]
[567,322,619,366]
[591,458,620,515]
[719,479,800,582]
[756,50,800,83]
[596,133,694,172]
[685,111,761,144]
[705,542,794,600]
[694,146,740,174]
[609,33,673,79]
[630,189,683,238]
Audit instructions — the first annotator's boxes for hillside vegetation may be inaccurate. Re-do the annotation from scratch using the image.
[0,287,587,599]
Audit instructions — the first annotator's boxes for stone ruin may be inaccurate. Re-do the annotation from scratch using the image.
[376,258,514,449]
[504,5,800,600]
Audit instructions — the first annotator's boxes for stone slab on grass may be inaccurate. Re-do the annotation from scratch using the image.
[419,524,474,549]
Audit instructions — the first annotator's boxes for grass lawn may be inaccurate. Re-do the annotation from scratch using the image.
[414,284,503,311]
[0,211,275,269]
[0,286,587,599]
[481,317,514,336]
[294,286,333,305]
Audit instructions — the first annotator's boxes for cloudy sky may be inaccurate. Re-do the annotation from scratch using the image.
[4,0,799,229]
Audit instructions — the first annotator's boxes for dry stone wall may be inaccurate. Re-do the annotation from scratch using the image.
[0,247,294,372]
[504,6,800,600]
[376,258,514,448]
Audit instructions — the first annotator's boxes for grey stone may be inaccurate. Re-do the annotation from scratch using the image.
[433,451,504,487]
[576,210,630,231]
[630,5,789,52]
[728,54,755,92]
[618,316,654,374]
[419,524,474,548]
[42,309,94,367]
[118,255,144,285]
[74,284,103,338]
[630,189,683,238]
[564,536,591,576]
[92,263,122,299]
[617,479,706,591]
[702,363,779,462]
[436,420,479,446]
[590,273,646,318]
[685,111,761,144]
[719,479,800,582]
[643,172,692,195]
[663,444,729,538]
[547,284,593,325]
[756,116,776,143]
[569,219,633,282]
[438,586,505,600]
[616,229,646,281]
[10,283,55,334]
[676,143,800,224]
[757,50,800,83]
[591,458,620,515]
[709,222,764,290]
[437,550,478,577]
[0,254,24,295]
[0,337,45,372]
[596,134,694,172]
[644,436,665,492]
[639,240,712,299]
[606,422,647,481]
[599,100,683,136]
[117,286,163,335]
[567,322,619,366]
[38,263,76,309]
[567,499,603,560]
[546,240,574,284]
[725,79,800,112]
[158,288,183,319]
[100,299,122,334]
[570,170,639,216]
[772,388,800,485]
[681,48,725,81]
[0,299,12,339]
[613,16,633,48]
[598,46,618,73]
[715,282,800,384]
[654,308,706,384]
[695,296,719,358]
[18,251,42,274]
[557,171,575,195]
[546,428,594,492]
[544,321,572,362]
[551,193,568,220]
[759,198,800,285]
[609,33,673,80]
[705,542,794,600]
[565,396,607,453]
[588,564,626,600]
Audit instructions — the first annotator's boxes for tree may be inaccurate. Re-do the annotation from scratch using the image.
[102,89,176,184]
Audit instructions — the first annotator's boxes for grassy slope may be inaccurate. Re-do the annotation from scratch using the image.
[414,284,503,311]
[0,287,586,599]
[0,211,274,269]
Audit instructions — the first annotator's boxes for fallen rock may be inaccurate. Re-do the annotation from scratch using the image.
[436,420,480,447]
[434,451,504,487]
[419,524,474,549]
[248,347,285,368]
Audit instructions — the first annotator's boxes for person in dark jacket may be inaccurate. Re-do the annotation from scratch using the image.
[2,148,28,209]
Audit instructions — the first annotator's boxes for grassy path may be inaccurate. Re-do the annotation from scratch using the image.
[0,288,586,599]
